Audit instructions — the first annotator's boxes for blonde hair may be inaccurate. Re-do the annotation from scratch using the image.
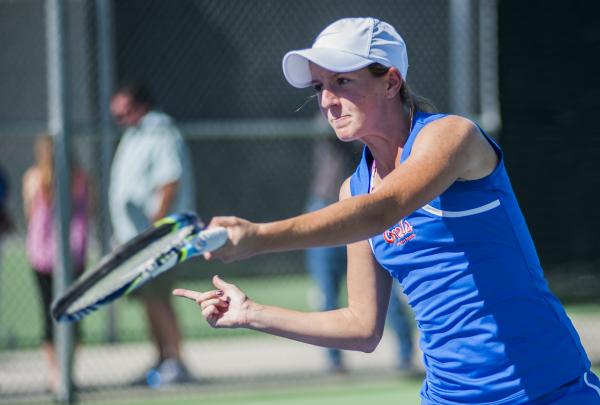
[34,134,55,200]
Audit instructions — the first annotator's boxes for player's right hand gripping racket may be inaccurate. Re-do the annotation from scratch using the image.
[51,212,228,323]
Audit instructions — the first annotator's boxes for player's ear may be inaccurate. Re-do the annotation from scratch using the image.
[385,68,403,99]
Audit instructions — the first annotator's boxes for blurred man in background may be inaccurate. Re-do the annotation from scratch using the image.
[109,80,195,387]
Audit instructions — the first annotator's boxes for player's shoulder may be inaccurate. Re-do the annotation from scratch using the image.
[417,114,498,179]
[422,114,478,137]
[414,114,482,151]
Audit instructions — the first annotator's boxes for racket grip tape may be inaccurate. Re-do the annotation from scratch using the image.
[193,227,229,253]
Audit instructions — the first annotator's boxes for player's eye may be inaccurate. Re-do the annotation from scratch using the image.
[336,78,350,86]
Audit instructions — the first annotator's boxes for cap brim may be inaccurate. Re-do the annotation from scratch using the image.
[282,48,374,88]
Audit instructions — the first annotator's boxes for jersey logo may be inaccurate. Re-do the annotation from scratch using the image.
[382,219,415,246]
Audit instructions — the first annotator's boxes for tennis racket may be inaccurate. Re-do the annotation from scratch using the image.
[51,212,228,323]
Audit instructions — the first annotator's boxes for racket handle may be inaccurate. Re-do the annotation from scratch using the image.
[191,226,229,254]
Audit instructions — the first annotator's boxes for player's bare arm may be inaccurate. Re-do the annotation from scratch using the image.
[207,115,498,261]
[180,181,393,351]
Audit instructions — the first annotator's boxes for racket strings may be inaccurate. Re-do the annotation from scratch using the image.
[65,225,197,315]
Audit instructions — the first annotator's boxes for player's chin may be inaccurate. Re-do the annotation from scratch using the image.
[333,128,358,143]
[335,135,357,144]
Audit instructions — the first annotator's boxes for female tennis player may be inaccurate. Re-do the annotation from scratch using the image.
[174,17,600,404]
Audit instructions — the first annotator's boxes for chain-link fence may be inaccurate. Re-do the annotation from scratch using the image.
[0,0,507,402]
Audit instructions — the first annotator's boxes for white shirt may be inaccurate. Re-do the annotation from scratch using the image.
[109,111,195,243]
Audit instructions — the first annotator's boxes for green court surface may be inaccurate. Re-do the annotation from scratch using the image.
[95,367,600,405]
[100,377,423,405]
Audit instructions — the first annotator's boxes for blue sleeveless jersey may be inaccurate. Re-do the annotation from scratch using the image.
[350,112,590,404]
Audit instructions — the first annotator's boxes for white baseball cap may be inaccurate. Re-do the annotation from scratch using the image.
[282,17,408,88]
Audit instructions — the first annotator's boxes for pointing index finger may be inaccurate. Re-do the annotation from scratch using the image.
[172,288,201,301]
[172,288,222,302]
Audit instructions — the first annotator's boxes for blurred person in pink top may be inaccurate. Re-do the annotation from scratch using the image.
[22,134,90,394]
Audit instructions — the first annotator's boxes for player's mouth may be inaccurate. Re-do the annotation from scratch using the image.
[330,115,350,127]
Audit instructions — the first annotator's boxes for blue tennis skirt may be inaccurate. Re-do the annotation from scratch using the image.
[531,371,600,404]
[420,371,600,404]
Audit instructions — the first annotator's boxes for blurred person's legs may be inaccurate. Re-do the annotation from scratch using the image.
[132,272,190,387]
[386,280,415,372]
[307,245,347,372]
[34,269,83,393]
[306,197,348,372]
[143,296,182,361]
[41,341,58,392]
[33,271,59,392]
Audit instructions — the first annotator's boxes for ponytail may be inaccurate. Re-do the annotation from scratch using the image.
[368,63,436,115]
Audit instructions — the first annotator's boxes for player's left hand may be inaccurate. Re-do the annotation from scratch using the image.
[172,275,251,328]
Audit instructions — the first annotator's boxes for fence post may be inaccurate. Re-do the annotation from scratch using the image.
[479,0,502,137]
[449,0,476,118]
[46,0,74,402]
[95,0,118,344]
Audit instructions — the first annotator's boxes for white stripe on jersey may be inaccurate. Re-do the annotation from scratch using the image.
[421,199,501,218]
[584,372,600,397]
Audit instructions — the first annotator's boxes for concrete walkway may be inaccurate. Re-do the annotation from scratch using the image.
[1,313,599,404]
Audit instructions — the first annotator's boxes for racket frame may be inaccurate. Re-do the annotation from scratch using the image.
[51,212,201,322]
